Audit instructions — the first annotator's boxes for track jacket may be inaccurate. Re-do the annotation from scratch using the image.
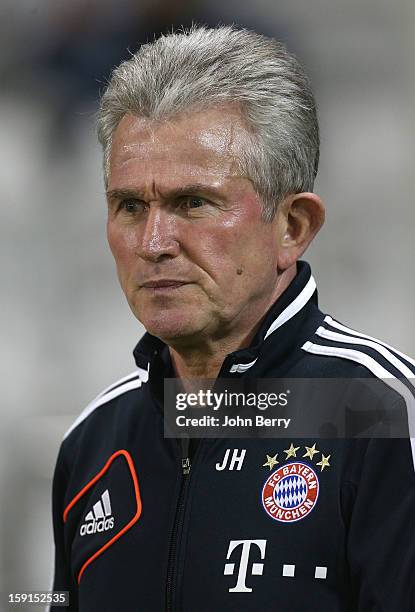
[50,261,415,611]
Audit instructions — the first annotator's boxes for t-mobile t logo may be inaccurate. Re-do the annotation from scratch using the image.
[224,539,267,592]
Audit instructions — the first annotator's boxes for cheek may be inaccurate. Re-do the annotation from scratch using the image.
[188,225,268,286]
[208,222,278,269]
[106,224,142,294]
[107,222,140,262]
[229,229,279,287]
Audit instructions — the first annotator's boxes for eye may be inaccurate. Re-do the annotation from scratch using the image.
[119,199,145,214]
[180,196,206,209]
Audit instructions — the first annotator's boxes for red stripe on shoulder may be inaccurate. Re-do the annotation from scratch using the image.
[63,449,142,584]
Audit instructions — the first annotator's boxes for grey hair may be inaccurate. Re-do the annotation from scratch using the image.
[97,25,319,221]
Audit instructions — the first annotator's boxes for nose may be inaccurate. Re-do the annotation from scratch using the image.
[137,205,180,262]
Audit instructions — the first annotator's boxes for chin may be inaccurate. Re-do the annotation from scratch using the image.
[136,312,200,343]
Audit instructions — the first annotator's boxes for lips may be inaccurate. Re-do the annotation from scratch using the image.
[141,280,188,289]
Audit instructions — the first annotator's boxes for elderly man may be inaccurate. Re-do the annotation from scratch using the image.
[50,26,415,611]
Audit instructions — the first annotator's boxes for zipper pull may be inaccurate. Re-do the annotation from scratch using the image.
[180,436,191,475]
[182,457,191,475]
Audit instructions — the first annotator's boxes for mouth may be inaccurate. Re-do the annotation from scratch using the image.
[140,280,189,291]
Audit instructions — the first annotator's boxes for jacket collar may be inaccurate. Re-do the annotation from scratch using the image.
[133,261,321,378]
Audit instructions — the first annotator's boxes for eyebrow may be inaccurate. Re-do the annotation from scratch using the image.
[106,183,224,201]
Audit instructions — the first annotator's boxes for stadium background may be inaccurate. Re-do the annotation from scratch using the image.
[1,1,414,609]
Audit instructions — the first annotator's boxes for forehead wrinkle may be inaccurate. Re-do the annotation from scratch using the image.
[117,117,169,161]
[227,119,243,176]
[116,152,237,183]
[111,108,252,188]
[120,114,240,163]
[200,109,251,176]
[107,177,241,202]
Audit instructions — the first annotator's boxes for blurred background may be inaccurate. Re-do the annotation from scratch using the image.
[1,0,414,609]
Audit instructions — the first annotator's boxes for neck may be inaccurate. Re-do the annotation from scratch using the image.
[168,264,296,382]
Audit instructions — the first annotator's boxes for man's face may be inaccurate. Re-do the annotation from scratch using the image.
[107,106,285,346]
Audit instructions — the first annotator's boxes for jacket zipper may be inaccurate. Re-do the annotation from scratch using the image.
[166,437,191,612]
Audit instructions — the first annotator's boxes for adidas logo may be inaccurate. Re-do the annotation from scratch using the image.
[80,489,115,536]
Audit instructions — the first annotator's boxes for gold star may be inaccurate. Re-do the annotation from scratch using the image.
[284,443,300,459]
[316,454,331,472]
[263,454,279,470]
[303,444,320,460]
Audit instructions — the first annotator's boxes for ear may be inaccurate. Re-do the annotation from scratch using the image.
[276,192,325,270]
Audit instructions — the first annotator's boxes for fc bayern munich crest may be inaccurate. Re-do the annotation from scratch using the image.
[262,461,319,523]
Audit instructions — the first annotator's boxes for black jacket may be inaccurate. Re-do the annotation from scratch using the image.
[50,261,415,611]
